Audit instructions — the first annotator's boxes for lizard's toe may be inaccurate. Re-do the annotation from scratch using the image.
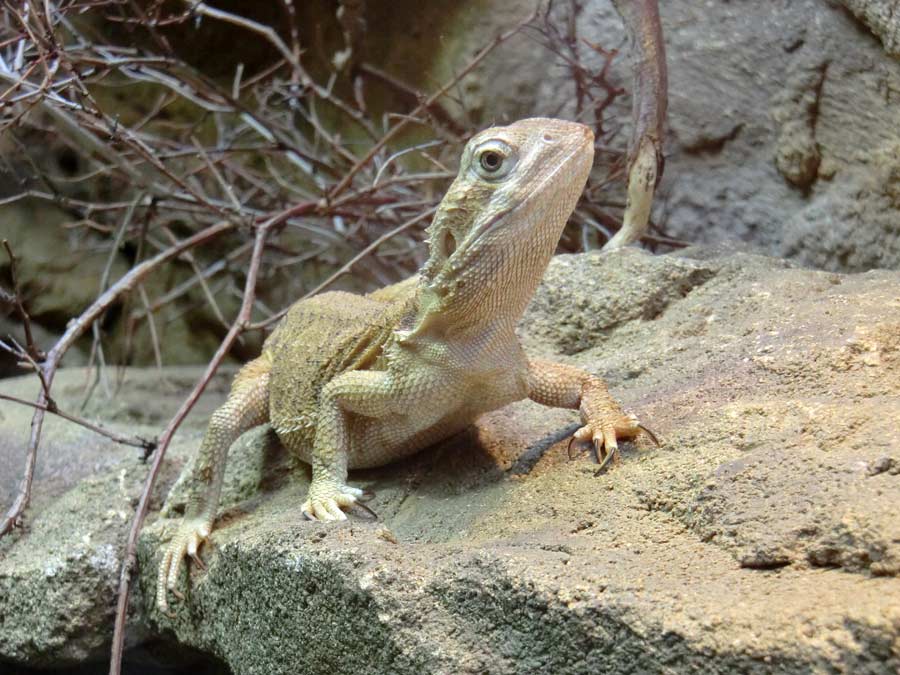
[157,519,210,614]
[568,411,656,472]
[301,484,366,521]
[302,498,348,521]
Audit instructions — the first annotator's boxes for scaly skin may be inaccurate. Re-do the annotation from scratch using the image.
[157,118,650,613]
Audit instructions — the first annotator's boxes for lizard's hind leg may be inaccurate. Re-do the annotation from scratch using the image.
[156,356,271,614]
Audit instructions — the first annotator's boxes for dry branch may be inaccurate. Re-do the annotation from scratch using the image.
[2,240,42,362]
[0,392,156,451]
[109,219,274,675]
[0,219,236,538]
[603,0,668,249]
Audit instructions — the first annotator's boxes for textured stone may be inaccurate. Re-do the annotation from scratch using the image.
[2,249,898,672]
[780,141,900,270]
[137,248,896,674]
[363,0,900,271]
[841,0,900,57]
[0,368,229,666]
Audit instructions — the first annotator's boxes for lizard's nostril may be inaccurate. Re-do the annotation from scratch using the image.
[542,133,556,143]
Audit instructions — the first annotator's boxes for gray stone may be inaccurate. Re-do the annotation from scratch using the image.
[779,141,900,270]
[841,0,900,57]
[365,0,900,271]
[0,367,230,666]
[2,249,899,672]
[641,0,900,270]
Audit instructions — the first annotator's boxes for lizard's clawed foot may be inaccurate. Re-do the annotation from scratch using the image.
[567,412,659,472]
[301,483,367,521]
[157,518,211,615]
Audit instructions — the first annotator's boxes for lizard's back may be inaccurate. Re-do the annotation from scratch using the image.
[262,281,414,449]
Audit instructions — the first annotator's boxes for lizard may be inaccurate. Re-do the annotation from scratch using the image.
[157,117,653,613]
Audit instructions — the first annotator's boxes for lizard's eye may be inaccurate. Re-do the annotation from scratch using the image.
[480,150,503,172]
[472,140,515,180]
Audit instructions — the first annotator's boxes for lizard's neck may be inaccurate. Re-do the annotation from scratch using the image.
[409,210,561,344]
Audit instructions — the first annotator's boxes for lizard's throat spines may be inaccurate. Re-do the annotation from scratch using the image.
[411,222,561,341]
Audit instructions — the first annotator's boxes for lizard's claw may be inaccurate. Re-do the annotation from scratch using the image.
[567,412,658,472]
[637,422,661,448]
[157,518,210,615]
[301,483,366,521]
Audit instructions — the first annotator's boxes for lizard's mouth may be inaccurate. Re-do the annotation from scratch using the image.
[469,206,514,242]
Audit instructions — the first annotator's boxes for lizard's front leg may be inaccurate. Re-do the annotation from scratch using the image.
[527,358,653,470]
[158,357,270,613]
[303,370,396,521]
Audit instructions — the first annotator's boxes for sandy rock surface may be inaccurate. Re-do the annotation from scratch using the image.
[0,369,229,666]
[142,249,899,674]
[4,247,896,672]
[841,0,900,57]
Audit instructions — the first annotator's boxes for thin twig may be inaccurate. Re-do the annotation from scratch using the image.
[2,240,43,361]
[0,219,235,537]
[0,393,156,451]
[357,63,466,137]
[108,219,274,675]
[248,206,435,330]
[327,8,537,201]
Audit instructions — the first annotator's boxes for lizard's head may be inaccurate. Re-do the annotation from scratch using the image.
[417,118,594,332]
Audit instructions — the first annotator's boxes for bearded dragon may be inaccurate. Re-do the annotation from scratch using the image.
[157,118,651,612]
